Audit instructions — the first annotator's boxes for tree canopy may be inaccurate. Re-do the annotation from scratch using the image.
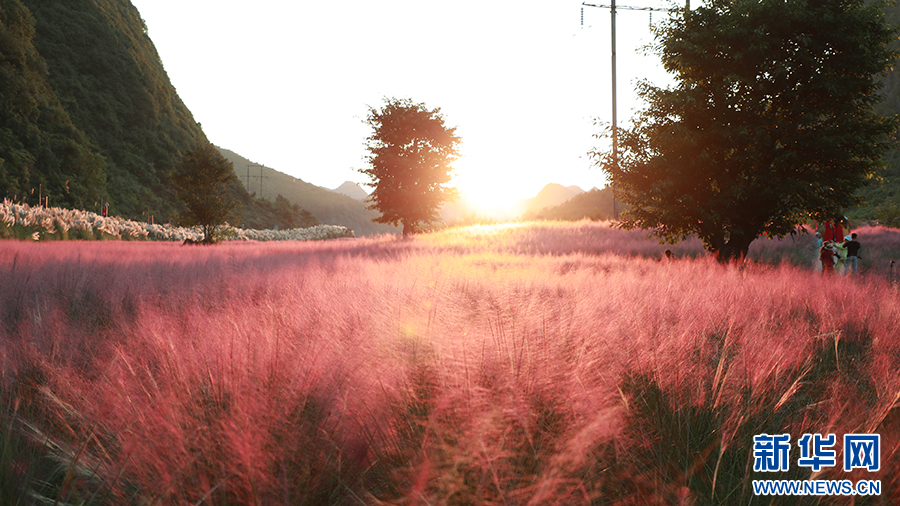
[593,0,898,262]
[171,142,240,243]
[360,98,460,235]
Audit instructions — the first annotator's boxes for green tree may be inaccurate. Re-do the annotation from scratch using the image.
[360,97,460,235]
[170,142,239,243]
[272,194,318,229]
[874,197,900,227]
[593,0,898,262]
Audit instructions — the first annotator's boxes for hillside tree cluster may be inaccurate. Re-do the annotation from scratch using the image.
[0,0,106,209]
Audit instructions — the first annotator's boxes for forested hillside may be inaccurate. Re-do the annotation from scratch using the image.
[0,0,324,230]
[0,0,107,209]
[854,0,900,222]
[219,148,399,236]
[0,0,397,234]
[521,187,614,222]
[17,0,205,219]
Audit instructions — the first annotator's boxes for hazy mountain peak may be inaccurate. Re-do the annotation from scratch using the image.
[523,183,585,213]
[334,181,369,201]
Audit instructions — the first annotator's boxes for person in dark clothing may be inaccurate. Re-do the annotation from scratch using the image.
[844,233,861,275]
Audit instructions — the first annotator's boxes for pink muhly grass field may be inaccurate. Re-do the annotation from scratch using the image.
[1,221,899,505]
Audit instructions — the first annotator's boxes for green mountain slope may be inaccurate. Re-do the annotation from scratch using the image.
[19,0,205,219]
[0,0,106,208]
[850,0,900,221]
[219,148,398,236]
[0,0,398,234]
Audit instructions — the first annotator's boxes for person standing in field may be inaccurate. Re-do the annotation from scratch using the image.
[844,233,861,275]
[820,241,836,275]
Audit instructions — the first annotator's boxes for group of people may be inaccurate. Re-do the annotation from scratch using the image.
[815,232,862,275]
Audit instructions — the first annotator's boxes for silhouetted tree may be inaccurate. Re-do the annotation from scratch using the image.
[360,97,460,235]
[593,0,898,262]
[170,142,239,243]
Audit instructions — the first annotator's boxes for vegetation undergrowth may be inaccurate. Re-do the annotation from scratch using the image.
[1,222,898,505]
[0,199,354,242]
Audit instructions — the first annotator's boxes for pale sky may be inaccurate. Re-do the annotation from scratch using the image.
[130,0,676,211]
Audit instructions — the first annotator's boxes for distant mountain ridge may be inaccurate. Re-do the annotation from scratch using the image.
[521,184,585,215]
[218,148,397,236]
[522,187,615,222]
[438,183,591,224]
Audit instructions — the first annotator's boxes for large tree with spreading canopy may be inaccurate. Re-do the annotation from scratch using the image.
[593,0,898,262]
[360,97,460,236]
[170,142,240,244]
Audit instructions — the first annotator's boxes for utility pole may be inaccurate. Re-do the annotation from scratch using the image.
[259,165,269,199]
[246,164,269,198]
[582,0,684,220]
[611,0,618,220]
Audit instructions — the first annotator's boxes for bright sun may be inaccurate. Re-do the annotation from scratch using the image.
[454,160,526,220]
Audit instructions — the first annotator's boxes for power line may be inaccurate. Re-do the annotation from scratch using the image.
[245,164,270,198]
[583,2,676,12]
[581,0,685,220]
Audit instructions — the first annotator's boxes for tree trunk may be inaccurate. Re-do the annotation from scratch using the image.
[715,234,754,263]
[703,229,755,263]
[202,224,217,244]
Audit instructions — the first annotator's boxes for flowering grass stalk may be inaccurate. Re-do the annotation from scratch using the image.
[0,200,354,242]
[0,222,898,504]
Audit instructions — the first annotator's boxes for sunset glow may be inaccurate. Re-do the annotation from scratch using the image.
[6,0,900,502]
[460,187,522,218]
[454,159,528,219]
[129,0,672,202]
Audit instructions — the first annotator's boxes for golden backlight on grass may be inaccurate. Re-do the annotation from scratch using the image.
[2,222,899,504]
[459,186,521,218]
